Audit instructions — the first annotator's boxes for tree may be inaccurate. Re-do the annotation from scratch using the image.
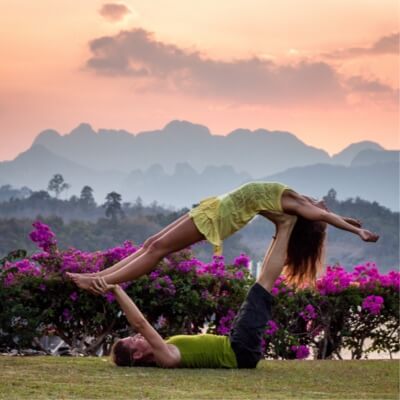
[133,196,144,216]
[47,174,70,198]
[325,188,337,202]
[103,192,124,223]
[20,186,32,199]
[28,190,51,202]
[0,185,32,202]
[80,186,96,209]
[323,188,338,209]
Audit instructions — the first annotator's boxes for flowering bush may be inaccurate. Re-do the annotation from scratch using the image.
[0,222,252,354]
[0,221,399,360]
[264,264,399,359]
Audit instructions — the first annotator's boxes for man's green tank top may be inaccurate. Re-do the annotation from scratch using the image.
[166,334,238,368]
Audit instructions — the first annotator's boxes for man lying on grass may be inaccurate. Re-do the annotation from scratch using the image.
[84,213,300,368]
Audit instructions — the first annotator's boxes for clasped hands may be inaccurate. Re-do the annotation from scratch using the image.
[85,276,118,295]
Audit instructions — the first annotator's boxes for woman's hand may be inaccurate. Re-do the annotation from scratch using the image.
[359,229,379,242]
[90,277,118,295]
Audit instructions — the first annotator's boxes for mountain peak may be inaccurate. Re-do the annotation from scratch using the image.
[335,141,384,155]
[163,120,210,136]
[332,141,384,166]
[69,123,96,137]
[227,128,254,138]
[33,129,61,145]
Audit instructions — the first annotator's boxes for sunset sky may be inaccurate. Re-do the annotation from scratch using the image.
[0,0,399,161]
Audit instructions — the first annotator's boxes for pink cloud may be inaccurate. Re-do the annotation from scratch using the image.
[322,32,399,59]
[346,76,394,93]
[99,3,131,22]
[85,28,397,106]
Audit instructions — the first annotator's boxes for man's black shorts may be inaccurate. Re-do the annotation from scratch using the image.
[229,283,274,368]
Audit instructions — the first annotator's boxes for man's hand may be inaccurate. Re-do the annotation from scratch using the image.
[359,229,379,242]
[90,277,118,295]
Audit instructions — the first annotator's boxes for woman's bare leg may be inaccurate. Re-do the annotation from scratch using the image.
[70,215,204,290]
[87,213,190,278]
[257,216,296,292]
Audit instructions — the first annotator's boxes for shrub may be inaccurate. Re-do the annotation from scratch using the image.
[0,221,398,359]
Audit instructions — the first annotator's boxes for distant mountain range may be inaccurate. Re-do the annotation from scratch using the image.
[32,121,332,176]
[0,120,398,210]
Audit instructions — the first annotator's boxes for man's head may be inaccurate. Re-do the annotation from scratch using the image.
[110,334,154,367]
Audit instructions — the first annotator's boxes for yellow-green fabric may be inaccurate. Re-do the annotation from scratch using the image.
[166,334,238,368]
[189,181,290,254]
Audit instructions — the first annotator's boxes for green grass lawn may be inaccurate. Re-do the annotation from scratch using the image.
[0,356,398,400]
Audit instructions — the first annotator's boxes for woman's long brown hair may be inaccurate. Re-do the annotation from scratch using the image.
[283,216,327,288]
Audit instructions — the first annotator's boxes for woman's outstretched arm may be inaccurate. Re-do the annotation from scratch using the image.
[282,193,379,242]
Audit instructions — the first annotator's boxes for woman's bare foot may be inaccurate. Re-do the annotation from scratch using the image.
[66,272,96,291]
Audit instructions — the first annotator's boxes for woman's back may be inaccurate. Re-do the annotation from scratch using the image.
[218,181,290,239]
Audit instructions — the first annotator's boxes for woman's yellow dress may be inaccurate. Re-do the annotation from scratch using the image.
[189,181,290,254]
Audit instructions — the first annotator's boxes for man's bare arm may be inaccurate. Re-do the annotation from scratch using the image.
[93,279,178,367]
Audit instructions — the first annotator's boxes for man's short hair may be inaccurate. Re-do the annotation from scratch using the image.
[110,339,133,367]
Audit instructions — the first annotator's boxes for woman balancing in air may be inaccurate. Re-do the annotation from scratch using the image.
[69,181,379,368]
[68,181,379,292]
[69,182,378,368]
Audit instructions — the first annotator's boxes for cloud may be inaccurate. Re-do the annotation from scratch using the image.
[323,32,399,59]
[86,28,347,105]
[346,76,394,93]
[345,75,399,108]
[85,28,397,106]
[99,3,131,22]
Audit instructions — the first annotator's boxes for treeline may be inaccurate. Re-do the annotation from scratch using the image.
[0,178,398,269]
[0,175,249,262]
[0,176,173,222]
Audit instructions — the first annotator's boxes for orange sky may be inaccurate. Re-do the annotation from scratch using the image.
[0,0,399,161]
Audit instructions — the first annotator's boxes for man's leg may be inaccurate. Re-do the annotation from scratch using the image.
[229,215,296,368]
[256,216,296,292]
